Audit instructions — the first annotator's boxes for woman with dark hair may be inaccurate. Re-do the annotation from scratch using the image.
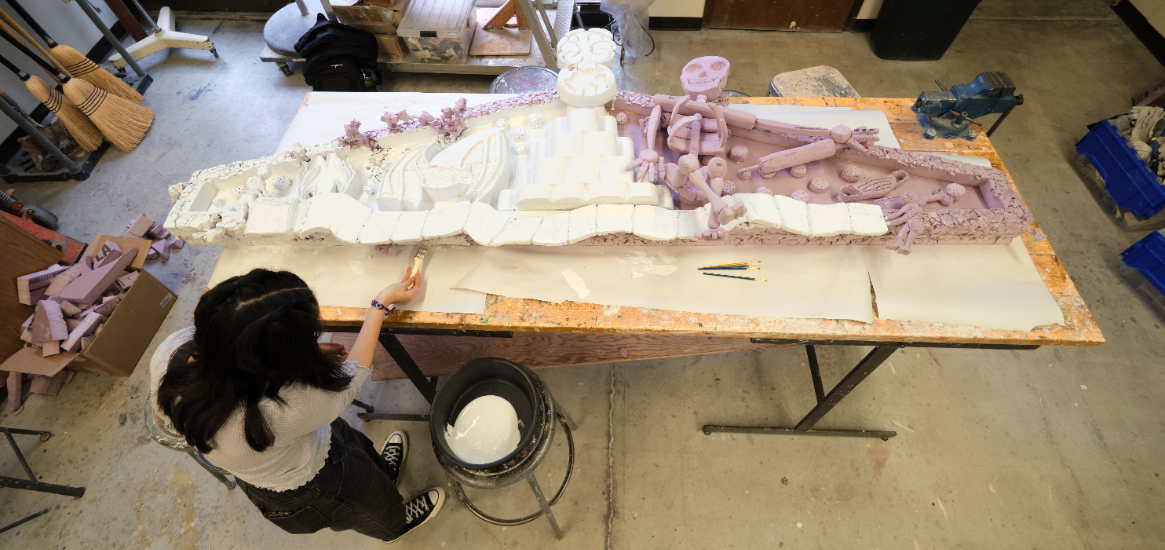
[149,267,442,543]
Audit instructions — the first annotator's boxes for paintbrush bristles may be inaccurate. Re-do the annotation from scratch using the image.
[25,75,101,151]
[62,78,152,152]
[52,44,143,103]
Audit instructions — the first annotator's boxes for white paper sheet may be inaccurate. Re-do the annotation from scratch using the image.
[276,92,510,151]
[864,238,1064,332]
[726,105,902,149]
[208,245,488,314]
[453,245,874,323]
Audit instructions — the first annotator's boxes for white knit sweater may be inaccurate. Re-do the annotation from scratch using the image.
[149,327,371,491]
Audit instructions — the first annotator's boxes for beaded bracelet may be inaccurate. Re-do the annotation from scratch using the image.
[370,299,396,317]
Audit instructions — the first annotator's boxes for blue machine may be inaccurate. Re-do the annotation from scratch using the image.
[912,72,1023,140]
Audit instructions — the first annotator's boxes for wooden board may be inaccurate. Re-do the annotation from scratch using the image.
[470,7,533,57]
[707,0,857,32]
[0,214,63,382]
[328,332,789,381]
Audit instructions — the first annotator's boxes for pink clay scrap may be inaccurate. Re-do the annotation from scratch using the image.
[755,187,773,195]
[729,145,749,162]
[791,190,810,202]
[790,164,807,178]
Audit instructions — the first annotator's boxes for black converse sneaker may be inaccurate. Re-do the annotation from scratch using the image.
[380,431,408,483]
[387,488,445,544]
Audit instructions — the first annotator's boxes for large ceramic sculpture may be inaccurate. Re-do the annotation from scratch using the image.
[166,41,1036,255]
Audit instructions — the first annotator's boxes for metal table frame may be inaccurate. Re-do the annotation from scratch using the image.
[325,325,514,422]
[0,428,85,498]
[703,339,1039,440]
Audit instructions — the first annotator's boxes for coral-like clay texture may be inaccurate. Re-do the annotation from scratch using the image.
[791,190,810,202]
[615,112,629,126]
[755,186,773,196]
[722,180,736,195]
[729,145,749,162]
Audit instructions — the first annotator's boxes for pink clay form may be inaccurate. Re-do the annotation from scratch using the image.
[722,181,736,195]
[729,145,749,162]
[755,187,773,195]
[789,164,807,178]
[808,177,830,194]
[840,164,863,183]
[790,190,810,202]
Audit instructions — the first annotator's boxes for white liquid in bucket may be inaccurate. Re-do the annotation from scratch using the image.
[444,395,522,465]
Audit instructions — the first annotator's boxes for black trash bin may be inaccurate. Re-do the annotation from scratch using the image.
[870,0,982,61]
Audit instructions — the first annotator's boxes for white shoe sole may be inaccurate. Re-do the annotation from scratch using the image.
[386,487,445,545]
[382,431,408,484]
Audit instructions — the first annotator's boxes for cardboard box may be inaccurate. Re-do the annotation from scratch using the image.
[334,1,408,34]
[374,33,408,60]
[0,235,177,378]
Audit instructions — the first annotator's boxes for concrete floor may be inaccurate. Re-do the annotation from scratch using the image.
[4,1,1165,548]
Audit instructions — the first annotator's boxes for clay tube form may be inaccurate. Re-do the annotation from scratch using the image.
[737,139,838,180]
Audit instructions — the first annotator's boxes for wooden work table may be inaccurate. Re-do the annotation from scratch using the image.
[312,97,1102,384]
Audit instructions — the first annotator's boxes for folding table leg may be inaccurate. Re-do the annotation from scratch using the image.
[702,345,901,440]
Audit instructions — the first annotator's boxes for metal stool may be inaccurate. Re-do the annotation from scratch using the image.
[144,399,375,489]
[145,401,236,489]
[431,358,578,539]
[489,66,559,94]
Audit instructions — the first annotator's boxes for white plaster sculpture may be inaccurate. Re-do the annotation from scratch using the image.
[556,61,618,108]
[556,28,617,69]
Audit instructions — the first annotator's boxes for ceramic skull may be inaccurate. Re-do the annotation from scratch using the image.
[681,56,730,102]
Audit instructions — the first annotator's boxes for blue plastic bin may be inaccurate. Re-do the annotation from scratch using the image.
[1121,231,1165,294]
[1076,120,1165,218]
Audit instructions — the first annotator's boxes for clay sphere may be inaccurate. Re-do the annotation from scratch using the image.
[615,112,629,126]
[271,176,292,192]
[721,180,736,195]
[808,177,830,194]
[790,164,807,178]
[840,164,863,183]
[755,186,773,196]
[790,190,810,202]
[729,145,749,162]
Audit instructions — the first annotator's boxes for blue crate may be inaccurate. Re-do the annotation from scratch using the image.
[1121,231,1165,294]
[1076,120,1165,218]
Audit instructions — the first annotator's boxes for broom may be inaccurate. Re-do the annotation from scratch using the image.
[63,77,152,152]
[0,53,102,151]
[0,3,143,103]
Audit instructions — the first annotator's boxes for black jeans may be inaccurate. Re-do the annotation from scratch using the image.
[237,418,406,541]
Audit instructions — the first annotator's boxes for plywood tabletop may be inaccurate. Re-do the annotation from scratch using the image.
[315,98,1103,348]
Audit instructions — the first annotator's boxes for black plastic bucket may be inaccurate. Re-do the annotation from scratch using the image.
[429,358,546,472]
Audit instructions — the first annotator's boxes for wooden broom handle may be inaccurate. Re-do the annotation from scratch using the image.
[0,7,67,77]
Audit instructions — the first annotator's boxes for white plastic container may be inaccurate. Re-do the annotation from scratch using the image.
[397,0,478,63]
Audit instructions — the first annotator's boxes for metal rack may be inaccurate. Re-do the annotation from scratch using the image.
[260,0,576,77]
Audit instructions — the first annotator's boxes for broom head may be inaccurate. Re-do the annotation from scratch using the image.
[63,78,153,152]
[52,44,143,103]
[26,76,103,152]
